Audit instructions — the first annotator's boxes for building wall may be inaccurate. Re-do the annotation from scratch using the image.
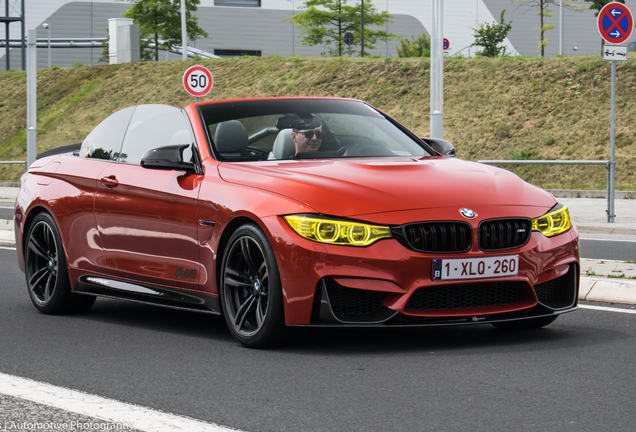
[483,0,636,57]
[3,0,636,71]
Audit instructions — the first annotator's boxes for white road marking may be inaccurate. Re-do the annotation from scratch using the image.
[579,304,636,314]
[0,373,242,432]
[0,246,16,251]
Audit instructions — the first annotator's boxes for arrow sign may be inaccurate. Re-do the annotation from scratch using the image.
[598,2,633,44]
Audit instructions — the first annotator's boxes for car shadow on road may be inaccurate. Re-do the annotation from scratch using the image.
[76,297,234,342]
[72,299,629,355]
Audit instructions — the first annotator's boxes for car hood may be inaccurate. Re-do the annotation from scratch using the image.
[217,157,557,218]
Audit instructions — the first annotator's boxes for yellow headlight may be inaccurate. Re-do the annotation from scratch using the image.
[284,215,392,247]
[532,205,571,237]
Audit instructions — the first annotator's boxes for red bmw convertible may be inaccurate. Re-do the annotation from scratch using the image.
[14,98,579,347]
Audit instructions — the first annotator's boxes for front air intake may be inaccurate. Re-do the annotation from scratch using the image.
[406,282,528,311]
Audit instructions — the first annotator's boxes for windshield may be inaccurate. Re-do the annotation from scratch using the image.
[198,99,431,162]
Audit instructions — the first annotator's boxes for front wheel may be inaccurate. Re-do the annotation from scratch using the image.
[25,213,95,314]
[220,224,286,348]
[492,315,558,330]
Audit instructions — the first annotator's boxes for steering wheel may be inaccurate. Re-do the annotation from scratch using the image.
[336,144,360,156]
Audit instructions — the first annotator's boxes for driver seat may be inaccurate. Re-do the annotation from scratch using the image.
[214,120,249,156]
[268,129,296,160]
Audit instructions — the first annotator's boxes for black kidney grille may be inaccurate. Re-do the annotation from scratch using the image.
[479,219,531,250]
[401,222,471,253]
[406,282,527,311]
[534,265,577,309]
[326,283,387,315]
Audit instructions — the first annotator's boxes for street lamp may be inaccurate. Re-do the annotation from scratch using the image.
[42,22,51,68]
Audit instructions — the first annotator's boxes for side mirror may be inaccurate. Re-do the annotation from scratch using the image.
[141,145,196,173]
[420,137,456,157]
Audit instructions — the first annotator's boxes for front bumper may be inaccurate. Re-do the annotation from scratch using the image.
[262,215,580,326]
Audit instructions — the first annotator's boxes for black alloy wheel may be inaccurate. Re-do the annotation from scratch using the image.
[220,224,285,348]
[25,213,95,314]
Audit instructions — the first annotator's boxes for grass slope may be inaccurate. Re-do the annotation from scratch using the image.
[0,55,634,190]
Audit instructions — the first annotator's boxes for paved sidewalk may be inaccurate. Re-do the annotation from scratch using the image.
[1,186,635,306]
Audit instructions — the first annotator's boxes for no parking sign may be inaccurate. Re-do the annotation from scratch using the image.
[598,2,633,44]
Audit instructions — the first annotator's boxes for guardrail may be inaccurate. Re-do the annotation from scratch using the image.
[478,159,615,223]
[0,38,220,59]
[0,161,26,169]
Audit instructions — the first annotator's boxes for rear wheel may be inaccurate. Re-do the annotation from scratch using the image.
[25,213,95,314]
[492,315,558,330]
[220,224,286,348]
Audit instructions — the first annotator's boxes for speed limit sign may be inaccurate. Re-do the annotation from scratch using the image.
[183,65,213,98]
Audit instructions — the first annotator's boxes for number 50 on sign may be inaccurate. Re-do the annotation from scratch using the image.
[183,65,213,98]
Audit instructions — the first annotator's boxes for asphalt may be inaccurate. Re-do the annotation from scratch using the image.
[1,186,635,306]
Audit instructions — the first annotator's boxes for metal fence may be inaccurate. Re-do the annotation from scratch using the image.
[0,161,26,169]
[478,159,614,223]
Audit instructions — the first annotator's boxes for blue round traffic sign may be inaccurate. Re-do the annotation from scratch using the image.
[598,2,633,44]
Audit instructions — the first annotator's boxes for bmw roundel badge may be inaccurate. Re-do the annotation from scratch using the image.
[460,208,476,219]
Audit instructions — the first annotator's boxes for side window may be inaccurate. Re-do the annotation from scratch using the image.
[120,108,194,166]
[80,106,135,160]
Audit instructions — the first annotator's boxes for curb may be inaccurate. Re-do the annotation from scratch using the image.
[548,189,636,199]
[579,276,636,305]
[577,225,636,236]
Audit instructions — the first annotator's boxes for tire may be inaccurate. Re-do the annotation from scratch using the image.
[220,223,286,348]
[492,315,558,330]
[24,213,95,314]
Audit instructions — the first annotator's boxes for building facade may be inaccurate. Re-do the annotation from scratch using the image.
[1,0,633,70]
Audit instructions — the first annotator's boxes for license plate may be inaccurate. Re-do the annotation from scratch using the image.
[432,255,519,281]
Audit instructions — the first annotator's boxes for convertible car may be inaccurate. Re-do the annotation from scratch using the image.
[14,98,579,347]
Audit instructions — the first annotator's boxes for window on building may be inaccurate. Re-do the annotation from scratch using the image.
[214,49,262,57]
[214,0,261,7]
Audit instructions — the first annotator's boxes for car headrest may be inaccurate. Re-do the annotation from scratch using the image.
[214,120,249,153]
[270,129,296,160]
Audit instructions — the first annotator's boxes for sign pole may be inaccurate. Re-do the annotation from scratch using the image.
[181,0,188,61]
[597,2,633,223]
[430,0,443,139]
[26,29,37,168]
[608,60,616,222]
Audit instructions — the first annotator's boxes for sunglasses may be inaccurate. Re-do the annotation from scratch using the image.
[299,131,323,139]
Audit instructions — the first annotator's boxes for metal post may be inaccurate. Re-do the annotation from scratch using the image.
[430,0,444,138]
[4,0,9,71]
[181,0,188,61]
[386,0,389,57]
[26,29,37,168]
[608,61,616,223]
[559,0,563,56]
[361,0,365,57]
[20,0,25,70]
[43,23,51,68]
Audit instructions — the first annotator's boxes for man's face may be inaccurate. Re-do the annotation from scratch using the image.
[291,126,322,154]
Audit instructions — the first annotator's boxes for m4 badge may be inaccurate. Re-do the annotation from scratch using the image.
[175,267,197,279]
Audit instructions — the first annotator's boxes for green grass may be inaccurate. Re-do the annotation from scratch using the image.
[0,55,635,190]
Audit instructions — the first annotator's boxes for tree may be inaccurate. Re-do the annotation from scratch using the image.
[472,10,512,57]
[396,33,430,57]
[516,0,585,57]
[285,0,395,57]
[120,0,208,61]
[588,0,624,17]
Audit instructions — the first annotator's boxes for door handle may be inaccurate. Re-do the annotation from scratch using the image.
[100,175,119,188]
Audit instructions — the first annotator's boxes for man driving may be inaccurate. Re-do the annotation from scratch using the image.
[291,117,323,156]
